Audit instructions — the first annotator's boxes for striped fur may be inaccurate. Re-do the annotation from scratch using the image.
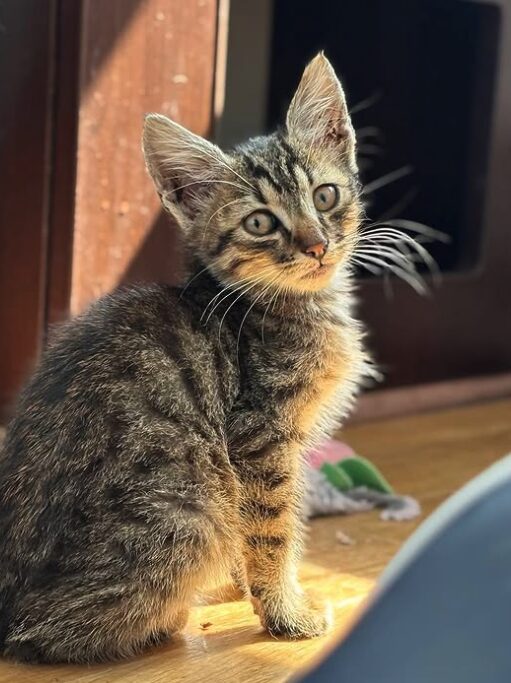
[0,54,371,662]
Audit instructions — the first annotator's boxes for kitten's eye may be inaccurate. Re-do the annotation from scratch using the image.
[243,210,278,236]
[313,184,338,212]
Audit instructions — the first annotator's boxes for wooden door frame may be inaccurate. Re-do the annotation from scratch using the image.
[1,0,221,419]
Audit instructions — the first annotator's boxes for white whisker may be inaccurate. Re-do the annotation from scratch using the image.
[261,280,285,344]
[358,228,441,282]
[201,279,254,324]
[217,277,270,344]
[364,219,450,242]
[197,147,257,192]
[349,91,382,116]
[357,143,383,156]
[355,126,382,141]
[351,256,384,276]
[167,178,249,195]
[179,266,210,298]
[355,252,428,294]
[235,275,281,361]
[357,246,419,274]
[201,278,256,323]
[362,166,413,195]
[201,198,244,245]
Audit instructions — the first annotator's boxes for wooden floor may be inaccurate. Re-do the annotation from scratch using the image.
[1,398,510,682]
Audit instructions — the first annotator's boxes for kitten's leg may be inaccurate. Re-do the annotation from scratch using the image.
[236,443,331,639]
[230,561,249,598]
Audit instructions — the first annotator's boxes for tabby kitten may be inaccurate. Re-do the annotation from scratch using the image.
[0,53,370,663]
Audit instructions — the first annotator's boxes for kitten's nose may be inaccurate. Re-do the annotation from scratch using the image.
[303,240,328,260]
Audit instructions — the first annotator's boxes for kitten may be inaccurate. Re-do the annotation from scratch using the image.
[0,53,370,663]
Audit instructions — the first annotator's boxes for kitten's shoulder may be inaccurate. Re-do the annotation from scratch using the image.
[87,282,179,320]
[50,283,181,340]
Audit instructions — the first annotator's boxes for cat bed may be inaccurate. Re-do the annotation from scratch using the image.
[304,439,421,521]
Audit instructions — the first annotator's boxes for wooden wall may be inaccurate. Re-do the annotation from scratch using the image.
[0,0,219,418]
[70,0,219,315]
[1,0,510,420]
[0,1,55,415]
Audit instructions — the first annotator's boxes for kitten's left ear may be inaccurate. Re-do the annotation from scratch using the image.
[286,53,356,171]
[142,113,228,231]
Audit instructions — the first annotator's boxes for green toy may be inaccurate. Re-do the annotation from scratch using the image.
[321,455,394,494]
[306,440,420,520]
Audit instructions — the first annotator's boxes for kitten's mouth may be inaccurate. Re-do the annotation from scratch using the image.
[279,259,340,291]
[300,262,334,279]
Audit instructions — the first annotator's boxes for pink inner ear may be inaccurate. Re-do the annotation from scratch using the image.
[325,119,351,145]
[307,440,355,469]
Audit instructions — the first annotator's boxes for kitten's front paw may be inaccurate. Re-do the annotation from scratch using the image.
[262,596,332,639]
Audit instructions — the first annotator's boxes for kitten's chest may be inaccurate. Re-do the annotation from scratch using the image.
[284,325,351,439]
[248,317,361,442]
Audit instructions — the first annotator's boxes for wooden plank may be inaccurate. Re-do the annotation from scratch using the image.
[44,0,82,326]
[352,372,511,423]
[71,0,219,314]
[1,399,510,681]
[0,0,55,418]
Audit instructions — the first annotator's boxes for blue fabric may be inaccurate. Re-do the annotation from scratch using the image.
[300,463,511,682]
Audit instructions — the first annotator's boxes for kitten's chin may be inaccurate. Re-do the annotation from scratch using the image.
[284,261,341,293]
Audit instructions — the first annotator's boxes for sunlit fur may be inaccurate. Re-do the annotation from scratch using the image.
[0,54,374,664]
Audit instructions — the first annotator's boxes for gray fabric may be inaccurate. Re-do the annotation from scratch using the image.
[304,467,421,521]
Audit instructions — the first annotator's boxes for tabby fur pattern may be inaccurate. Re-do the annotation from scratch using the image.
[0,54,370,663]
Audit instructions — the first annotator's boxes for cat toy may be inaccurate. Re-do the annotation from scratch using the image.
[304,440,420,521]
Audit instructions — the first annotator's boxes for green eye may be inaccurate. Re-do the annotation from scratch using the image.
[243,210,278,236]
[313,184,339,211]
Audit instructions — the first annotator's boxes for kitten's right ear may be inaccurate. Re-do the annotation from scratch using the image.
[142,114,227,230]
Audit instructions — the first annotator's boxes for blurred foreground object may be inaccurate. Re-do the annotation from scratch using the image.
[300,453,511,682]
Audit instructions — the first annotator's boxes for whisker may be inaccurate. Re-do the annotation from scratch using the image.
[349,90,382,116]
[201,278,254,324]
[355,126,382,141]
[201,278,255,323]
[358,233,429,264]
[201,198,244,245]
[369,238,425,268]
[356,246,419,274]
[236,275,281,362]
[217,277,270,344]
[357,229,441,282]
[355,252,428,294]
[357,143,383,157]
[356,245,435,288]
[363,219,450,242]
[351,256,385,276]
[382,269,394,300]
[198,147,257,192]
[261,281,284,344]
[167,178,249,195]
[362,166,413,195]
[203,267,276,325]
[179,265,210,298]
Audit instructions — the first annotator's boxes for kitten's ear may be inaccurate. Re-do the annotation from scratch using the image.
[286,53,356,170]
[142,114,227,230]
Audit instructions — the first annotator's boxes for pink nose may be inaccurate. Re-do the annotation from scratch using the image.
[304,242,327,259]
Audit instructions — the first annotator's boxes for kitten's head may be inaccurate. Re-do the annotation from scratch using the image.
[143,53,362,295]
